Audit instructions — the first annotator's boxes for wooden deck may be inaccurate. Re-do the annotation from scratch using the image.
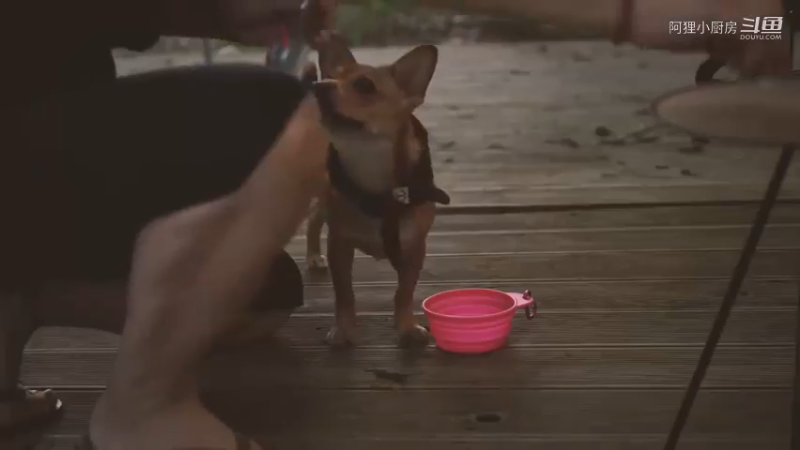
[13,202,798,449]
[6,40,798,450]
[113,42,800,206]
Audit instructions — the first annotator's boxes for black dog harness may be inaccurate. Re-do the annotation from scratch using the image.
[327,115,450,270]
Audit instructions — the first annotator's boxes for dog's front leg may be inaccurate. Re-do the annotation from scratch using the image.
[394,241,430,348]
[326,231,357,347]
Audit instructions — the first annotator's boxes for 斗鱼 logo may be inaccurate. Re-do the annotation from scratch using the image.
[740,16,784,34]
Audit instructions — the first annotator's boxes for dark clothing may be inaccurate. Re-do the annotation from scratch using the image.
[4,0,161,111]
[2,4,307,313]
[4,65,306,288]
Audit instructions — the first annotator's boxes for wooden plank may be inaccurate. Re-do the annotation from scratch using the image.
[26,308,796,351]
[433,183,800,207]
[301,278,799,313]
[286,224,800,256]
[47,389,791,436]
[295,204,800,234]
[21,346,794,389]
[302,249,796,284]
[271,310,796,347]
[206,437,793,450]
[34,435,791,450]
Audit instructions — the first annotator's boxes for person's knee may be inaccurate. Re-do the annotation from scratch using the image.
[250,251,303,312]
[215,251,302,347]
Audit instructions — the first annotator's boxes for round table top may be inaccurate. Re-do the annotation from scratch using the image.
[652,76,800,146]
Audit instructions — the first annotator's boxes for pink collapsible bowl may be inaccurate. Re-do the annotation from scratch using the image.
[422,288,537,354]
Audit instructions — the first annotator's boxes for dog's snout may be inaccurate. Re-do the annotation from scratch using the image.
[310,79,362,130]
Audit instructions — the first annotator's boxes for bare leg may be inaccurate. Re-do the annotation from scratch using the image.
[0,197,300,431]
[90,96,328,450]
[325,232,357,347]
[24,198,237,338]
[26,200,301,348]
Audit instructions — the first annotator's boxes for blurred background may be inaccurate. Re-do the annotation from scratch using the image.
[110,2,800,207]
[115,1,603,60]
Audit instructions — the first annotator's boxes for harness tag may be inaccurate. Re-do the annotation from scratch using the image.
[393,187,410,205]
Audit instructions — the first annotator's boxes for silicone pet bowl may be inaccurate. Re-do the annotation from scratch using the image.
[422,288,537,354]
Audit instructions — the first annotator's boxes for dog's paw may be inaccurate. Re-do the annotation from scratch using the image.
[397,324,430,348]
[306,254,328,271]
[326,325,355,347]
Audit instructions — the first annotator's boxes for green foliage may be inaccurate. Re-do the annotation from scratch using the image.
[337,1,414,45]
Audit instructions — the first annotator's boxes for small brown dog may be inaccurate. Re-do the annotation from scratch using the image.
[305,37,450,347]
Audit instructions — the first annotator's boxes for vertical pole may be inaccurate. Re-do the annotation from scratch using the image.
[661,146,795,450]
[784,6,798,449]
[793,283,799,450]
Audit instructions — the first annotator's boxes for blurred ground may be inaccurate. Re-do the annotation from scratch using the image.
[115,41,800,206]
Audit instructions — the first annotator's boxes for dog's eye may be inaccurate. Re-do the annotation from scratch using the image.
[351,76,377,96]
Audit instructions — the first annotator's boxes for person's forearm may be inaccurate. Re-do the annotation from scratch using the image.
[191,97,329,322]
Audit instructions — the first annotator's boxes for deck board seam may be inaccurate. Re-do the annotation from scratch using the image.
[306,275,799,287]
[295,247,800,261]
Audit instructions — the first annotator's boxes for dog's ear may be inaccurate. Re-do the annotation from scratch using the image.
[318,35,356,78]
[390,45,438,109]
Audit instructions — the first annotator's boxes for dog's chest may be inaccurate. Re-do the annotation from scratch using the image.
[332,201,417,260]
[330,134,395,193]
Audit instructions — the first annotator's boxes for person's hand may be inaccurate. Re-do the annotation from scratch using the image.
[302,0,337,49]
[632,0,791,77]
[223,0,336,47]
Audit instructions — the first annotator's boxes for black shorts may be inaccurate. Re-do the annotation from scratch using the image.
[3,64,306,291]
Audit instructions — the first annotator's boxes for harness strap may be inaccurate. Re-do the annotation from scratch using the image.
[381,120,413,271]
[326,115,450,271]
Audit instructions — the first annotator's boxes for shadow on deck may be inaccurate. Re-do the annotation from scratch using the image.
[10,202,800,449]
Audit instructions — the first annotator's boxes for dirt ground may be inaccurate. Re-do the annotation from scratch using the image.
[115,41,800,206]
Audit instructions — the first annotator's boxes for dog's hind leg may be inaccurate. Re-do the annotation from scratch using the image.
[305,198,328,271]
